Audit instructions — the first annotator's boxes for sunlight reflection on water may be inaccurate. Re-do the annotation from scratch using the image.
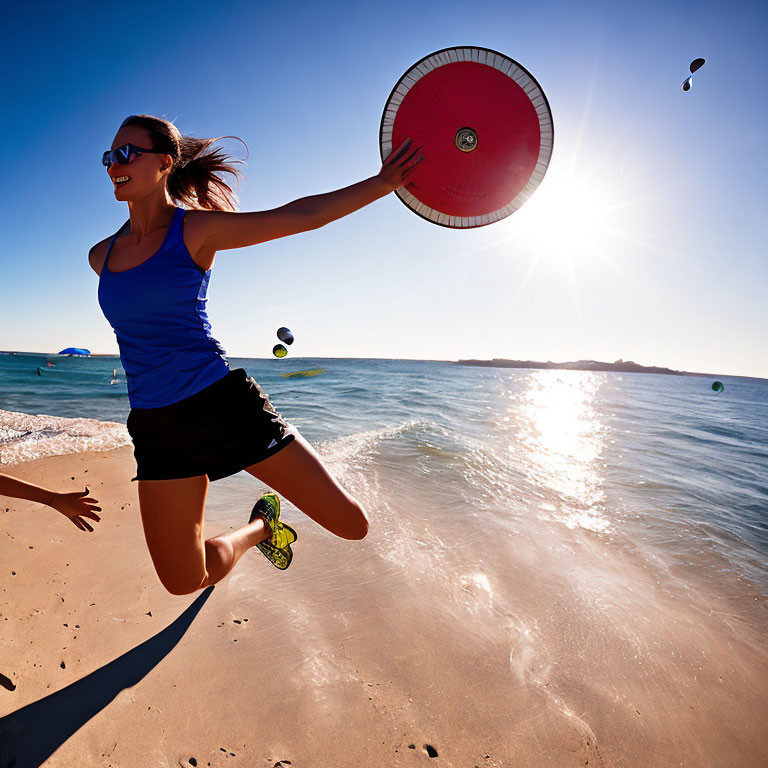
[513,371,611,533]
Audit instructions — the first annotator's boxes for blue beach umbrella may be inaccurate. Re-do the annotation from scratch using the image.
[58,347,91,356]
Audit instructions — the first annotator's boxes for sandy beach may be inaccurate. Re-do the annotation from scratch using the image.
[2,445,768,767]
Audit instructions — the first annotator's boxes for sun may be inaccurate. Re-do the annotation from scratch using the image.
[461,159,642,308]
[514,170,618,263]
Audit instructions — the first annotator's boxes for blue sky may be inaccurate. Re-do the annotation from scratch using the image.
[1,0,766,377]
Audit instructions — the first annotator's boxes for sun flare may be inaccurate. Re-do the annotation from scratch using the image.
[515,171,618,262]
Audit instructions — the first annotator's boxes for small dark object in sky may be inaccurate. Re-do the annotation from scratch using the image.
[682,58,706,91]
[689,58,706,74]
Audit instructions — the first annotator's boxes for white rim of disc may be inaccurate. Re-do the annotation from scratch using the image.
[380,46,554,229]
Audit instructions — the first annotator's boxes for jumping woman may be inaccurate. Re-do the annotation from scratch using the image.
[89,114,422,595]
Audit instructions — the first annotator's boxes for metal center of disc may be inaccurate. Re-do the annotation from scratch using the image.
[455,127,478,152]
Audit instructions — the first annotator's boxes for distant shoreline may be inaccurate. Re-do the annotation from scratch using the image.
[1,350,765,381]
[0,351,120,358]
[455,358,726,378]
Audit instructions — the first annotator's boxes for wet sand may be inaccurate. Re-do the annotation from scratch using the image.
[1,447,767,767]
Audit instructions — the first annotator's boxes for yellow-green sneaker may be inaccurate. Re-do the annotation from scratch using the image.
[249,493,297,570]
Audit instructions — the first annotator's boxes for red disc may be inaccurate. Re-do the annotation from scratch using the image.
[380,47,554,228]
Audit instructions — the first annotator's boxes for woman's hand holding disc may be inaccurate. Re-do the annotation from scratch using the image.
[378,138,424,192]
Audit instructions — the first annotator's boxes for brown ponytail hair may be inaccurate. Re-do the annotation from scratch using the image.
[119,114,247,211]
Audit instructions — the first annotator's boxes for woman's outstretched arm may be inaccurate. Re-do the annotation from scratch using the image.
[189,138,423,253]
[0,474,102,532]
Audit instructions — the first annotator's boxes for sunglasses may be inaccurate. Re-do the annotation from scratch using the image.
[102,143,166,168]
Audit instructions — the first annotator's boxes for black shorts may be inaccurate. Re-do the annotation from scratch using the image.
[126,368,295,482]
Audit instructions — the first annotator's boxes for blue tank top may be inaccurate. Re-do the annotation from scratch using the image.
[98,207,230,408]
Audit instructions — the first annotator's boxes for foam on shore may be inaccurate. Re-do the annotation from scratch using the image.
[0,408,130,466]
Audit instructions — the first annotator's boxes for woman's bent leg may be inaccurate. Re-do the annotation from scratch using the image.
[138,475,270,594]
[244,432,369,540]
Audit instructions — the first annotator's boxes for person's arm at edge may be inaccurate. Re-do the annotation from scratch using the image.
[0,474,58,506]
[0,474,102,532]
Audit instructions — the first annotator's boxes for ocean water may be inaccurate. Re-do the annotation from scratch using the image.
[1,352,767,598]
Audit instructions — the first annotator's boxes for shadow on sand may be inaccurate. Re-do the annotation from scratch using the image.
[0,587,213,768]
